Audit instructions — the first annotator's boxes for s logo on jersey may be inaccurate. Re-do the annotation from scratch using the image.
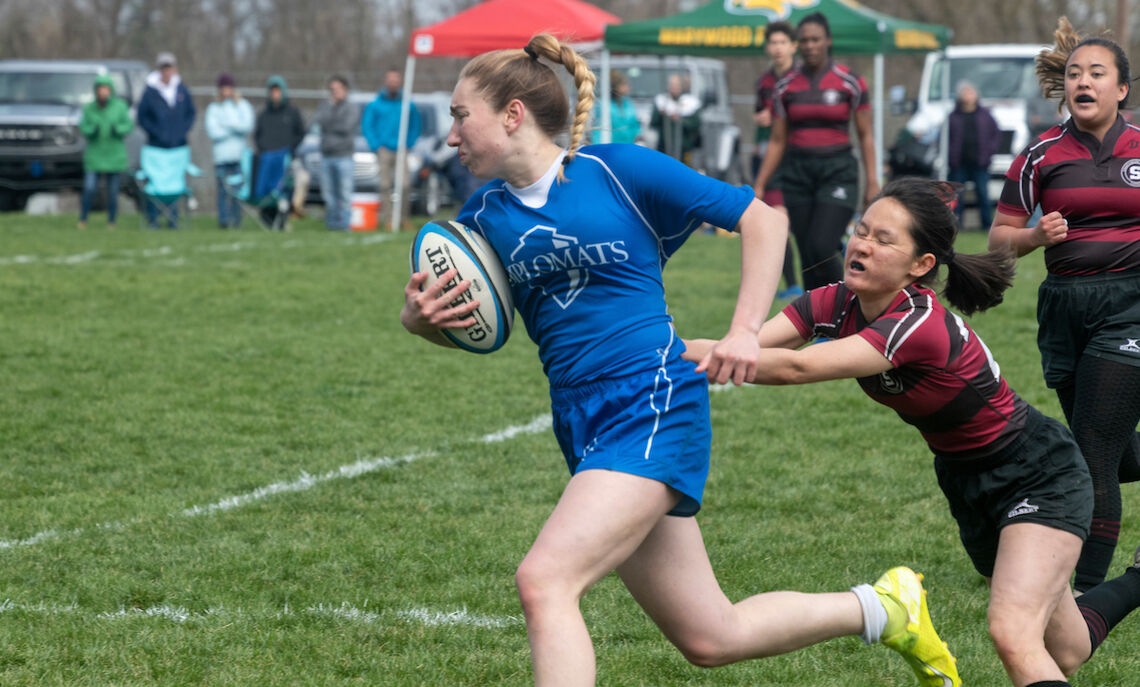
[876,370,905,394]
[1121,159,1140,188]
[506,225,629,310]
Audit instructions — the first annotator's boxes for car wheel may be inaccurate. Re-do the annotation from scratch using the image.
[0,190,29,212]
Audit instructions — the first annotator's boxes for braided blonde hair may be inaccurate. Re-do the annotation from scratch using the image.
[459,33,596,180]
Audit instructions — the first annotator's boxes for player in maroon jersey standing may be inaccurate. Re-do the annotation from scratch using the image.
[753,11,879,291]
[989,17,1140,593]
[685,177,1140,687]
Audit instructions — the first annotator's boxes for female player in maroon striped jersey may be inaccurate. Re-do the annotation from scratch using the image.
[989,17,1140,594]
[685,177,1140,687]
[752,11,879,291]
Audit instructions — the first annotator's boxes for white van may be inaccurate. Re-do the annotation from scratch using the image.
[899,44,1048,203]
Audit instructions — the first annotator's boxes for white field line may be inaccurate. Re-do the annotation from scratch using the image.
[0,413,554,552]
[0,599,520,629]
[0,232,402,267]
[180,452,428,517]
[481,414,551,443]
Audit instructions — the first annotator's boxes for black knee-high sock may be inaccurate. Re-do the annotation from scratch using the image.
[1075,566,1140,655]
[1118,432,1140,484]
[1025,682,1070,687]
[1063,383,1140,485]
[1056,358,1140,591]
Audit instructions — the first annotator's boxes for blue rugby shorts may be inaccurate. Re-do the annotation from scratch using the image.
[549,357,711,517]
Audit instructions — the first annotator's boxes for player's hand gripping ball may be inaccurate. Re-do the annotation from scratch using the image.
[410,220,514,353]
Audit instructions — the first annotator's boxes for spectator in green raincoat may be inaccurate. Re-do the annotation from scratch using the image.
[78,73,133,228]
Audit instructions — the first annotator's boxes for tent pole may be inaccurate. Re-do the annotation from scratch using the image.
[873,52,884,189]
[600,50,612,143]
[939,50,949,181]
[392,56,416,232]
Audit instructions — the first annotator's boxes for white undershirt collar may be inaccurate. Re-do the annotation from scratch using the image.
[504,150,566,208]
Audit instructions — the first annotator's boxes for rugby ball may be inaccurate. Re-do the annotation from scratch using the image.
[410,220,514,353]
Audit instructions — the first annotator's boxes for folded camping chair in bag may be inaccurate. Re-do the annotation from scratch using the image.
[135,145,201,229]
[227,147,292,231]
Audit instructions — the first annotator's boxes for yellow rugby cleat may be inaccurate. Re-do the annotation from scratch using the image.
[874,566,962,687]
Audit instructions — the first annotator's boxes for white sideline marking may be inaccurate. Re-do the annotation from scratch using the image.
[53,250,101,264]
[198,241,257,253]
[0,231,400,267]
[1,412,551,552]
[354,233,401,246]
[180,452,429,517]
[481,415,552,443]
[0,520,129,552]
[397,606,521,629]
[0,251,102,265]
[0,599,519,629]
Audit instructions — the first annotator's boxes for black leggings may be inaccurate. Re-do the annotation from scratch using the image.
[1056,355,1140,591]
[785,201,853,290]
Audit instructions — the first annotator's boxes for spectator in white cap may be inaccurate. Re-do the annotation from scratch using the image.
[136,52,197,227]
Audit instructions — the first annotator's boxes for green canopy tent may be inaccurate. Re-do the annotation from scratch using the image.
[598,0,952,184]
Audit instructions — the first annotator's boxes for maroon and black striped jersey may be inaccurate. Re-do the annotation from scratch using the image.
[755,67,780,114]
[783,283,1029,458]
[997,115,1140,275]
[773,61,869,155]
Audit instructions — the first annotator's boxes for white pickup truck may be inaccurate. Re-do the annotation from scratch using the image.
[893,44,1056,205]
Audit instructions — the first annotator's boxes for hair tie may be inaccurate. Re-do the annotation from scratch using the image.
[944,252,956,266]
[562,155,571,165]
[523,45,539,61]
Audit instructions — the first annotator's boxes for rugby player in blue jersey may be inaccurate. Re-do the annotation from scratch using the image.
[401,33,957,687]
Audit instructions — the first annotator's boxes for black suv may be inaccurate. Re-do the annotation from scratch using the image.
[0,59,148,211]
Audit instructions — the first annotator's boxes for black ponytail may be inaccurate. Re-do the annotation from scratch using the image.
[876,177,1015,315]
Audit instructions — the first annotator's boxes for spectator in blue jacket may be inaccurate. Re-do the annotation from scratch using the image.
[947,81,1000,229]
[137,52,196,150]
[362,68,420,228]
[204,73,254,228]
[137,52,197,228]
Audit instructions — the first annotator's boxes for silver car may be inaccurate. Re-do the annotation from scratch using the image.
[298,91,457,215]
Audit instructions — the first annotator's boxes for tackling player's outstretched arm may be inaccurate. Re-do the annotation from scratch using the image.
[685,319,891,385]
[698,199,789,386]
[400,267,478,348]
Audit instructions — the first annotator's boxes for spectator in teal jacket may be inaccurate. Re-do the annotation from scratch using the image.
[205,73,255,228]
[362,68,420,228]
[78,73,133,229]
[594,70,641,144]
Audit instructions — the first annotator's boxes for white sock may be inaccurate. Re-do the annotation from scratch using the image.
[851,583,887,645]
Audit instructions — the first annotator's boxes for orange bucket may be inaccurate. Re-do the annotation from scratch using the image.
[350,193,381,231]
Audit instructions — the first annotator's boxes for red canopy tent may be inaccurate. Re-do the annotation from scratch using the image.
[410,0,620,58]
[390,0,620,230]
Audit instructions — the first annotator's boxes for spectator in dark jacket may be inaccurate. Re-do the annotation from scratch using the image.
[137,52,196,149]
[947,81,1000,229]
[254,75,305,155]
[254,75,308,216]
[136,52,196,228]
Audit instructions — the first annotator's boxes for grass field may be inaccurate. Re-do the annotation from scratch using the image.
[1,212,1138,686]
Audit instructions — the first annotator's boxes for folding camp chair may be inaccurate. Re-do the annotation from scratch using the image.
[134,145,201,229]
[221,148,293,231]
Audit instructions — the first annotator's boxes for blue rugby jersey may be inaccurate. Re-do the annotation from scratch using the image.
[457,144,754,388]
